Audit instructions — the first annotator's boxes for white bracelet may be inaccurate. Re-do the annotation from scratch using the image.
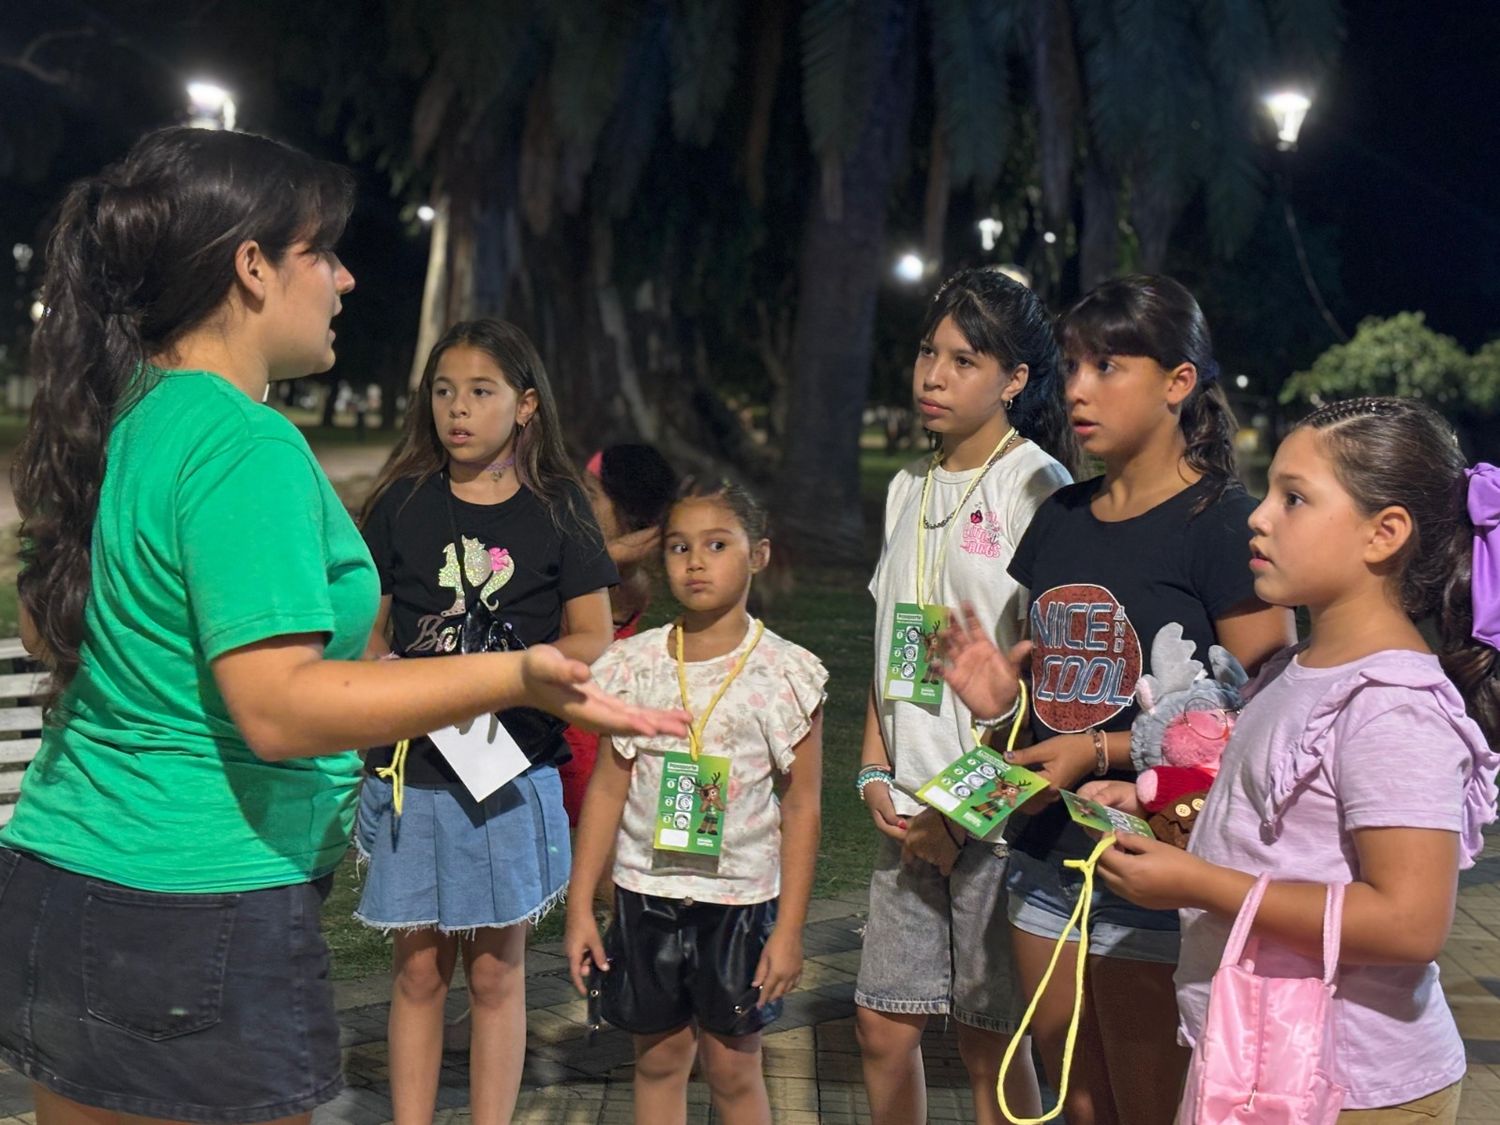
[972,694,1021,730]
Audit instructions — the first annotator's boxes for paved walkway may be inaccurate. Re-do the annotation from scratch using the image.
[10,845,1500,1125]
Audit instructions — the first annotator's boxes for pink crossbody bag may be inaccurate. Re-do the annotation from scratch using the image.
[1178,876,1347,1124]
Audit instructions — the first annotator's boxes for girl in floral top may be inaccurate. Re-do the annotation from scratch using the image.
[565,479,826,1125]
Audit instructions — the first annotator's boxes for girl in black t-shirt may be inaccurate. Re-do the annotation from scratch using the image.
[954,278,1294,1125]
[354,319,618,1124]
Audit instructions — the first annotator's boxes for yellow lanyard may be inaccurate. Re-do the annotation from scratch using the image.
[375,738,410,817]
[914,427,1016,606]
[998,829,1119,1124]
[675,618,765,760]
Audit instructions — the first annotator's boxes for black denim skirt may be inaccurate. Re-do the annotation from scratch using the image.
[0,847,344,1122]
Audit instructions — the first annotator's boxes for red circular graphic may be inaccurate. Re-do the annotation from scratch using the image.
[1028,583,1142,733]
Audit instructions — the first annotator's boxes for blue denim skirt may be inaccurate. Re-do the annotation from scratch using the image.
[0,847,342,1122]
[354,768,570,933]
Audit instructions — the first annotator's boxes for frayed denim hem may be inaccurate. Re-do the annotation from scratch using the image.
[352,882,567,938]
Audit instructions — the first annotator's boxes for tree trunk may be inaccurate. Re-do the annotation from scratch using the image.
[773,0,917,565]
[1079,152,1118,290]
[1130,158,1183,274]
[1030,0,1081,231]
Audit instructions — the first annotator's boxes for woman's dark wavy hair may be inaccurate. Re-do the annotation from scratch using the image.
[15,126,354,711]
[1296,396,1499,745]
[1059,274,1238,508]
[360,318,589,533]
[920,267,1080,477]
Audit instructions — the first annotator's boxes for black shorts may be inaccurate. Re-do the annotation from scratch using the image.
[599,887,782,1038]
[0,847,343,1123]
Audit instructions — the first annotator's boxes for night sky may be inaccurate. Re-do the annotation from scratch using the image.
[1295,0,1500,348]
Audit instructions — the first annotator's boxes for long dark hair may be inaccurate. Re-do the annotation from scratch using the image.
[1297,397,1499,745]
[920,267,1079,477]
[361,318,588,530]
[15,127,353,705]
[1059,274,1237,504]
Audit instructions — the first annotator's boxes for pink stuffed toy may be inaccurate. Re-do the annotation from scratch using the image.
[1130,624,1245,846]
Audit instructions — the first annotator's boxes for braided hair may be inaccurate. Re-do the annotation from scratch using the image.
[1297,396,1498,743]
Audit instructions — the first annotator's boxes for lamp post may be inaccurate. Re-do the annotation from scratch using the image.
[186,81,237,131]
[1262,88,1347,343]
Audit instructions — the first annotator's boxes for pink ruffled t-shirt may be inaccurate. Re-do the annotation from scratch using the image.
[1178,646,1499,1110]
[591,621,828,906]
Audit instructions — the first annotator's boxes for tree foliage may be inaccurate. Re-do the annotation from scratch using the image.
[1280,312,1500,414]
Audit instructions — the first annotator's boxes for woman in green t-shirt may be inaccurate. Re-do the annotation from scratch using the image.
[0,127,687,1125]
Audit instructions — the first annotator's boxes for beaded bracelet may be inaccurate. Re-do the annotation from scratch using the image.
[855,766,895,798]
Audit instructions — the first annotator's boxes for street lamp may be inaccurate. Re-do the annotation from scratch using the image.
[1262,87,1346,343]
[1263,90,1311,151]
[186,81,237,131]
[416,205,436,224]
[894,252,926,284]
[977,218,1003,252]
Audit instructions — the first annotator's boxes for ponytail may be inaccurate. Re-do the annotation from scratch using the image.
[1438,519,1500,746]
[1180,382,1239,509]
[15,127,353,712]
[1299,397,1500,746]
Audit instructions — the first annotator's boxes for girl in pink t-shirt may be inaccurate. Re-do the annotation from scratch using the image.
[1071,397,1500,1118]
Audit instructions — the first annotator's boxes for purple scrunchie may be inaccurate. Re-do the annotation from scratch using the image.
[1469,463,1500,649]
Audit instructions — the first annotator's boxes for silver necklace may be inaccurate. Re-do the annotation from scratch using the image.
[921,429,1021,530]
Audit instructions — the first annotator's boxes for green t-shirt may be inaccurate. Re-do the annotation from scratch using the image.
[1,370,380,892]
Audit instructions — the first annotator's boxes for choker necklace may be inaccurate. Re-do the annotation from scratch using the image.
[485,453,517,481]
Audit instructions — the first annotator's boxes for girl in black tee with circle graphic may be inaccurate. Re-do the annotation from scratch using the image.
[1001,278,1294,1125]
[356,319,618,1125]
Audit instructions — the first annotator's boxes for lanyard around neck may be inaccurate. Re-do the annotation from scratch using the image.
[914,426,1016,606]
[675,618,765,760]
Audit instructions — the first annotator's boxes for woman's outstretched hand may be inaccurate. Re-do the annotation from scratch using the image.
[519,645,691,737]
[934,603,1031,720]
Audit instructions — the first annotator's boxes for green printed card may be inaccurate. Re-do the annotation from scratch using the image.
[653,751,730,857]
[915,745,1047,839]
[1060,790,1155,839]
[883,602,949,706]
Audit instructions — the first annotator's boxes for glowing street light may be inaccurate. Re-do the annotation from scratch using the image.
[894,252,926,283]
[416,205,437,223]
[186,81,237,131]
[1263,90,1311,151]
[977,217,1003,252]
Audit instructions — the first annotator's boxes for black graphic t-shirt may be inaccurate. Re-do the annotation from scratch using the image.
[1007,475,1258,858]
[363,474,618,784]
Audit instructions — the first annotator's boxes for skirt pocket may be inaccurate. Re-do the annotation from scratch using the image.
[82,883,238,1041]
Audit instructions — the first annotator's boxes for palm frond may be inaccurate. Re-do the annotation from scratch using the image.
[547,0,646,157]
[928,0,1022,189]
[1268,0,1344,73]
[597,6,672,216]
[668,0,744,146]
[800,0,880,161]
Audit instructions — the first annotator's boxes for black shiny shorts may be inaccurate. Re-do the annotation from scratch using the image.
[0,847,343,1123]
[599,887,781,1038]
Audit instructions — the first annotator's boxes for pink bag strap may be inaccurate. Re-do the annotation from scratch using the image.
[1218,875,1346,985]
[1320,882,1345,986]
[1218,874,1270,970]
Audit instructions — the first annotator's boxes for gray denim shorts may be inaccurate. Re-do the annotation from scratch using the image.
[855,834,1017,1032]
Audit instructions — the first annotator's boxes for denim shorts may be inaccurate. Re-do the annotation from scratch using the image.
[1005,846,1180,963]
[855,835,1018,1032]
[0,847,342,1123]
[354,768,570,932]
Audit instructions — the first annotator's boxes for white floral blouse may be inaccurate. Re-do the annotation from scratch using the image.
[591,620,828,905]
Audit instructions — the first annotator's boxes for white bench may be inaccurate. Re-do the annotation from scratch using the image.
[0,637,44,827]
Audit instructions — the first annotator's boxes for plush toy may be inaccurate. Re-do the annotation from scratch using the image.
[1130,623,1247,847]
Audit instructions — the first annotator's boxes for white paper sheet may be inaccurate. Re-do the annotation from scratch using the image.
[427,713,530,803]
